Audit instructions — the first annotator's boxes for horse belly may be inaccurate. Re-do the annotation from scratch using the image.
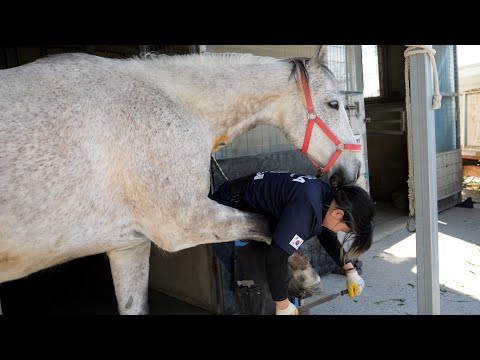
[0,184,142,283]
[0,244,73,283]
[0,216,141,283]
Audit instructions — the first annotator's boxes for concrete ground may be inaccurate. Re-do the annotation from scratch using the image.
[306,202,480,315]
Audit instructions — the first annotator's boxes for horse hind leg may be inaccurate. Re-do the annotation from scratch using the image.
[163,199,272,252]
[107,241,151,315]
[288,251,323,299]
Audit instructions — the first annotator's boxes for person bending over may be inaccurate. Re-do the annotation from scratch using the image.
[209,170,375,315]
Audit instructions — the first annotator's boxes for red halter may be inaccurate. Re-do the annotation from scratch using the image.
[299,69,362,174]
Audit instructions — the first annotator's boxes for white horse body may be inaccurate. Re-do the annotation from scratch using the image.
[0,47,362,314]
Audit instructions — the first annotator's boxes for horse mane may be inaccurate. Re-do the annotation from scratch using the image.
[283,57,340,91]
[133,52,341,98]
[284,57,309,82]
[30,51,339,92]
[133,51,281,66]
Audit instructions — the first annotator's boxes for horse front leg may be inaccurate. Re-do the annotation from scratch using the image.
[107,241,151,315]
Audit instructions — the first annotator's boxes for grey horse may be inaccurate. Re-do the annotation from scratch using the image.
[0,46,362,314]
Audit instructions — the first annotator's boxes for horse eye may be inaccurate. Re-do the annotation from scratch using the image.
[328,100,339,110]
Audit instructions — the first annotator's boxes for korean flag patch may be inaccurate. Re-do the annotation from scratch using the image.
[289,234,304,250]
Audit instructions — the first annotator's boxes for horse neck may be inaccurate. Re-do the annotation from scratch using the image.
[138,54,296,139]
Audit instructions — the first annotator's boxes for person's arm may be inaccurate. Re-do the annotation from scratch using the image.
[268,200,315,314]
[317,228,365,298]
[317,227,355,271]
[317,231,365,299]
[265,242,291,306]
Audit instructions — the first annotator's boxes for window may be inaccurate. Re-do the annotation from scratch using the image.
[433,45,459,152]
[362,45,380,98]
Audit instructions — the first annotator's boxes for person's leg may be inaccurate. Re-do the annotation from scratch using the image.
[211,242,235,274]
[208,180,234,206]
[210,174,254,209]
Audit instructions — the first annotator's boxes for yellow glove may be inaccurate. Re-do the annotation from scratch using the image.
[275,301,299,315]
[346,269,365,298]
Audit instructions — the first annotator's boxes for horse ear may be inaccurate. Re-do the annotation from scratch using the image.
[311,45,328,69]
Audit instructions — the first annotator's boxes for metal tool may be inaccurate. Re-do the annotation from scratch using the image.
[297,289,349,314]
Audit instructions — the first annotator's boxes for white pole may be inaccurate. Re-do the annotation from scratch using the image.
[409,45,440,314]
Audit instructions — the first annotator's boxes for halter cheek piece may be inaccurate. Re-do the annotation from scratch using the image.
[298,68,362,174]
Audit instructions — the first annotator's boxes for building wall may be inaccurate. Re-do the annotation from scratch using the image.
[459,63,480,93]
[149,244,219,312]
[459,64,480,153]
[461,91,480,152]
[437,150,463,202]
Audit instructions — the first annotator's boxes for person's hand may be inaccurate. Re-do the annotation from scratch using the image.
[275,301,299,315]
[346,269,365,298]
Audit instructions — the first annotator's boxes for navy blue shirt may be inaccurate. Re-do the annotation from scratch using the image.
[242,171,334,256]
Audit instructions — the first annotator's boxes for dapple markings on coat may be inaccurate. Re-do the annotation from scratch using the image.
[0,46,361,314]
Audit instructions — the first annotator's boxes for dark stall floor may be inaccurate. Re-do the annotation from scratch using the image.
[0,254,211,315]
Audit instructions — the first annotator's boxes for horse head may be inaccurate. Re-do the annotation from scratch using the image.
[280,46,362,185]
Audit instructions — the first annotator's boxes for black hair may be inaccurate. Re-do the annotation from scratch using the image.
[329,171,375,264]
